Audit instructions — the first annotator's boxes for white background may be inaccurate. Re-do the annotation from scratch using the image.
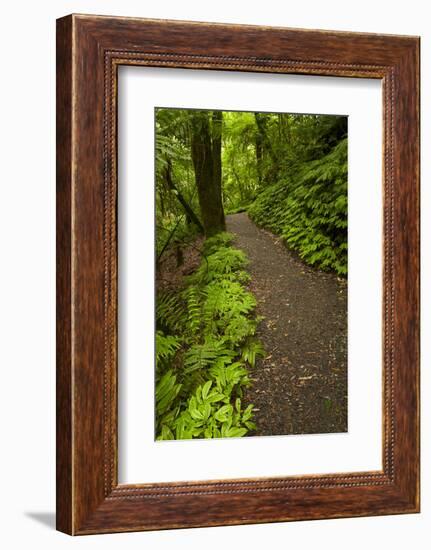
[0,1,428,548]
[118,68,382,483]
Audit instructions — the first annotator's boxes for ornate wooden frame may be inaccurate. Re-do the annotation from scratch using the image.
[56,14,420,534]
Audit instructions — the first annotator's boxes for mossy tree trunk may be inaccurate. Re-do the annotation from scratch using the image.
[190,110,226,237]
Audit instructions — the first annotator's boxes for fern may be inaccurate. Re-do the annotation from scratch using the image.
[156,291,186,332]
[155,234,264,440]
[183,340,235,375]
[202,279,256,337]
[202,232,235,254]
[188,245,248,285]
[182,285,203,337]
[249,139,347,276]
[241,339,266,368]
[155,331,181,372]
[155,370,182,418]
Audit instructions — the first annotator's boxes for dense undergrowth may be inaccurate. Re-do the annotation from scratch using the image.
[248,139,348,276]
[155,233,265,440]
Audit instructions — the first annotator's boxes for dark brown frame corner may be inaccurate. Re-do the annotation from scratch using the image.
[56,14,420,535]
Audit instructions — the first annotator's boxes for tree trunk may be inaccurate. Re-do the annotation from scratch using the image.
[190,111,226,237]
[211,111,225,228]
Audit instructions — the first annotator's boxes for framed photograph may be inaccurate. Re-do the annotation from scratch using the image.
[56,14,420,534]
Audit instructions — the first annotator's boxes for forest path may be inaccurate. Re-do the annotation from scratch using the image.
[226,213,347,436]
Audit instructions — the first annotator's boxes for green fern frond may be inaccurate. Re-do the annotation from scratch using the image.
[155,235,262,440]
[249,138,347,275]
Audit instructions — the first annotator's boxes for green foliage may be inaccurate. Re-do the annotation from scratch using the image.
[155,108,203,256]
[156,292,186,334]
[154,107,348,441]
[155,234,264,440]
[249,139,347,275]
[155,370,182,418]
[155,108,347,272]
[202,232,235,254]
[222,111,260,210]
[183,340,235,375]
[169,385,255,440]
[155,331,181,371]
[241,339,266,368]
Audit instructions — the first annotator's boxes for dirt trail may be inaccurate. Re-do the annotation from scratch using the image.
[226,213,347,436]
